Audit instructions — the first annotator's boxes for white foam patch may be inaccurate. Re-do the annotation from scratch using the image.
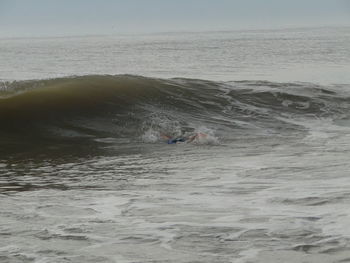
[140,113,184,143]
[141,128,160,143]
[189,126,219,145]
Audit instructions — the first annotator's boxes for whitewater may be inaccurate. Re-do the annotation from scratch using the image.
[1,27,350,263]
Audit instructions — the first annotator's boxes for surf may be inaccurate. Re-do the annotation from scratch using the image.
[1,74,349,156]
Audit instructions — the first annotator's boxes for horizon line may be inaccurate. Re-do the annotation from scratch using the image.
[1,24,349,41]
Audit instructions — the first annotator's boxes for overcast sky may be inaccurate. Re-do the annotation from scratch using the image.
[0,0,350,37]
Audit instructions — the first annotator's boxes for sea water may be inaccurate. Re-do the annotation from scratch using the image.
[1,27,350,263]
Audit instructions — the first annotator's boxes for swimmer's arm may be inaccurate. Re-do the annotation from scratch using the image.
[187,133,207,143]
[161,134,172,140]
[187,135,197,143]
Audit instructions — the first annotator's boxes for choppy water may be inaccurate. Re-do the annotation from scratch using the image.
[1,27,350,263]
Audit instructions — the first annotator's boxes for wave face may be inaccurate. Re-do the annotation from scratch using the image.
[1,75,349,156]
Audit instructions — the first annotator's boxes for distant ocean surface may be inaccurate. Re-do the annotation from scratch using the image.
[1,27,350,84]
[1,27,350,263]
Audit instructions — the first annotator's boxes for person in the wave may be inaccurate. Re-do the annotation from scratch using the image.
[161,133,207,144]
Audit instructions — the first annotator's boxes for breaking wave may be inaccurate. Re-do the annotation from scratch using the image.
[1,75,349,155]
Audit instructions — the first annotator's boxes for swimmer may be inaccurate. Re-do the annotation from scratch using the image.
[161,133,207,144]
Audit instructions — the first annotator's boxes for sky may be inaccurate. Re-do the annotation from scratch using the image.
[0,0,350,37]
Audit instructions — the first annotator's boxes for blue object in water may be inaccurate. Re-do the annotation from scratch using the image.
[167,138,186,144]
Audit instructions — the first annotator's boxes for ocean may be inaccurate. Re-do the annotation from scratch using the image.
[1,27,350,263]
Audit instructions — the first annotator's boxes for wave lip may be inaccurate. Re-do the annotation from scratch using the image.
[0,75,169,120]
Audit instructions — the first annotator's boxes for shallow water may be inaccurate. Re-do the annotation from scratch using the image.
[1,27,350,263]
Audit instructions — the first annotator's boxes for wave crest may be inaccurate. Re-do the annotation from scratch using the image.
[1,75,349,146]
